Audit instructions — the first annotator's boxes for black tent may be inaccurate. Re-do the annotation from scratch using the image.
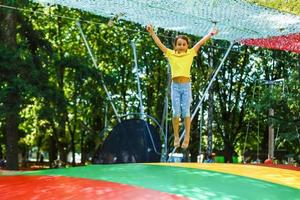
[93,119,161,164]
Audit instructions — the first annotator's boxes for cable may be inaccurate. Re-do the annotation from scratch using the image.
[0,4,105,25]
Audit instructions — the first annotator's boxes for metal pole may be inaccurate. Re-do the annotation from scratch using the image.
[198,105,203,154]
[268,107,274,159]
[243,82,257,162]
[191,42,235,121]
[264,78,284,160]
[162,64,171,162]
[197,105,204,163]
[76,21,121,123]
[130,41,160,155]
[130,41,145,119]
[168,42,235,159]
[243,123,250,162]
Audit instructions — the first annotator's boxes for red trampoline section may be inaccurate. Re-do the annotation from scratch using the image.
[0,175,187,200]
[241,33,300,54]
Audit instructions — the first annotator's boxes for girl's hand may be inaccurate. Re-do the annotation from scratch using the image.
[146,24,154,34]
[209,28,219,36]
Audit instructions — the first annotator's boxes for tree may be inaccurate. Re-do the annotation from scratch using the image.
[0,1,52,169]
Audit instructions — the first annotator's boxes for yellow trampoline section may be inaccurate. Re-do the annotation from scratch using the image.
[148,163,300,189]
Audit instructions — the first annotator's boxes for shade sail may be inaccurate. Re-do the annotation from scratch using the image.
[32,0,300,53]
[241,33,300,54]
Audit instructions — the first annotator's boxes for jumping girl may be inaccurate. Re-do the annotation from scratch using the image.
[147,24,218,149]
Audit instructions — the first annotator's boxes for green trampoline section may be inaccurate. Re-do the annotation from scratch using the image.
[15,164,300,200]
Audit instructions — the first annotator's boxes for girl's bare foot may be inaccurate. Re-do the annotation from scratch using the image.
[181,137,190,149]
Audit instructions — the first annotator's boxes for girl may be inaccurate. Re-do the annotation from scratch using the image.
[146,24,218,149]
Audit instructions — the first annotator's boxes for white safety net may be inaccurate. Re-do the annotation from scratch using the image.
[32,0,300,42]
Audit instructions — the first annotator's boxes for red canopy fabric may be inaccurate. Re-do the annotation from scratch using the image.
[240,33,300,54]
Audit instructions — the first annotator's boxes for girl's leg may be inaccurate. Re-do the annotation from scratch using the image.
[171,83,181,148]
[172,117,180,148]
[181,117,191,149]
[181,82,192,149]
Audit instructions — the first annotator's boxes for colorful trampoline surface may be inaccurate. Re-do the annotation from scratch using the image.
[1,163,300,200]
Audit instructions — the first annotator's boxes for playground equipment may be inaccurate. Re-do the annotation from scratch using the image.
[243,78,286,163]
[77,21,163,163]
[35,0,300,162]
[1,0,299,163]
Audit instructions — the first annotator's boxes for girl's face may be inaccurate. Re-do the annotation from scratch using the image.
[175,38,188,53]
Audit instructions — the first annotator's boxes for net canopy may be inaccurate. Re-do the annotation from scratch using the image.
[32,0,300,53]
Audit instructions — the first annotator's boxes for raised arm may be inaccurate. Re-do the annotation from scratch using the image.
[193,28,218,53]
[146,24,167,53]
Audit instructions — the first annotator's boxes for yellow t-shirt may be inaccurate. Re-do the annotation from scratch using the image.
[164,48,197,78]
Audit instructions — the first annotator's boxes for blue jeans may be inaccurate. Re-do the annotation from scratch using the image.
[171,82,192,118]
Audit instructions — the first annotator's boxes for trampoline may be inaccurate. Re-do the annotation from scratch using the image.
[0,1,300,199]
[1,163,300,199]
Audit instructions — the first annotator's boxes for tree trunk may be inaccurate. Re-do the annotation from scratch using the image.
[190,110,199,161]
[206,86,214,159]
[56,14,68,165]
[80,130,87,164]
[0,144,3,159]
[206,47,214,160]
[49,133,58,168]
[4,10,19,170]
[224,140,234,163]
[5,99,19,170]
[71,84,78,166]
[70,127,76,166]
